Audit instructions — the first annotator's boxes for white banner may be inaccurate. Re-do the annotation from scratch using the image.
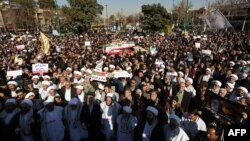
[95,60,104,71]
[16,45,25,50]
[32,63,49,74]
[200,10,232,29]
[150,45,158,55]
[7,70,22,77]
[202,50,212,55]
[114,71,130,78]
[105,42,135,52]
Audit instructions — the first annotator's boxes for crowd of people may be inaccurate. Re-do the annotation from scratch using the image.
[0,29,250,141]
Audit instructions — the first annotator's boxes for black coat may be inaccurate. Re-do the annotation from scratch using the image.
[180,90,193,113]
[134,121,164,141]
[0,112,21,141]
[59,86,76,101]
[80,103,102,141]
[161,82,178,101]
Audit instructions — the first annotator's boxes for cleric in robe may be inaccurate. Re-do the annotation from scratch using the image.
[116,106,138,141]
[134,106,164,141]
[37,99,65,141]
[163,114,189,141]
[64,98,88,141]
[100,93,121,141]
[0,99,20,140]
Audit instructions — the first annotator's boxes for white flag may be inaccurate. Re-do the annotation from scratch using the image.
[200,10,232,29]
[95,60,103,71]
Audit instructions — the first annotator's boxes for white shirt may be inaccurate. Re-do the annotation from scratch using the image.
[33,82,42,89]
[58,83,63,89]
[128,73,133,79]
[77,92,85,103]
[73,78,84,85]
[202,75,210,82]
[181,113,206,138]
[195,117,207,132]
[11,91,17,98]
[39,88,48,100]
[185,85,196,97]
[164,125,189,141]
[100,102,121,138]
[95,90,103,101]
[65,88,71,101]
[102,105,114,137]
[166,71,178,82]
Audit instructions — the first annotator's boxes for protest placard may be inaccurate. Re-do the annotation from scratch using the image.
[195,43,201,48]
[202,50,212,55]
[16,45,25,50]
[7,70,22,77]
[32,64,49,74]
[85,41,91,46]
[91,71,107,82]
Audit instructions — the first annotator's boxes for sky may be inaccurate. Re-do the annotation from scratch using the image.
[58,0,215,16]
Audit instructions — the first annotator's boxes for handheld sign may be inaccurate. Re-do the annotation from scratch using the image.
[32,64,49,74]
[114,71,130,78]
[201,50,212,55]
[85,41,91,46]
[195,43,201,48]
[7,70,22,77]
[16,45,25,50]
[91,70,107,82]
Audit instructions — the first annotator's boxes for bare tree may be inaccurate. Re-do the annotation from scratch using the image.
[108,14,115,24]
[126,14,134,24]
[172,0,193,23]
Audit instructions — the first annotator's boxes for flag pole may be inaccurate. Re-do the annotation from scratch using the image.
[54,0,61,35]
[242,16,246,32]
[184,0,189,33]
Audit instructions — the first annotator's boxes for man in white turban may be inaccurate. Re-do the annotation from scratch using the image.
[100,93,121,141]
[134,106,164,141]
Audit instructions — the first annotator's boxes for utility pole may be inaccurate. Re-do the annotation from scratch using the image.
[184,0,189,33]
[54,0,61,35]
[121,8,124,31]
[172,0,175,23]
[103,7,105,27]
[105,4,108,28]
[138,0,140,26]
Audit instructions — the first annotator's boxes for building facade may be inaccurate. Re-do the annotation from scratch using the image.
[188,2,250,31]
[0,1,65,33]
